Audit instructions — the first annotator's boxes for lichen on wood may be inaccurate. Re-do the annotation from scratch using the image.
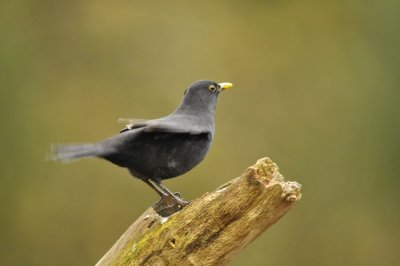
[96,157,302,266]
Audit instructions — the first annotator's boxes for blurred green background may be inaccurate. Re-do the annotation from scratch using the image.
[1,0,399,265]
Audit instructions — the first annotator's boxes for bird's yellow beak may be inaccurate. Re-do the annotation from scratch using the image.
[218,82,233,91]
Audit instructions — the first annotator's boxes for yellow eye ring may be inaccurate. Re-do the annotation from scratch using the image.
[208,84,217,92]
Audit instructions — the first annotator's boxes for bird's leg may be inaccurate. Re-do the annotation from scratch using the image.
[147,179,191,217]
[157,182,190,207]
[143,179,168,197]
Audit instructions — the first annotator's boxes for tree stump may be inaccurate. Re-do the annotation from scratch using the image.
[96,157,302,265]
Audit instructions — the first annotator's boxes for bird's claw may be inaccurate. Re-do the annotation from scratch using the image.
[172,192,190,207]
[153,193,191,217]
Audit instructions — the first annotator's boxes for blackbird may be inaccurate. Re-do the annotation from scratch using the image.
[51,80,233,214]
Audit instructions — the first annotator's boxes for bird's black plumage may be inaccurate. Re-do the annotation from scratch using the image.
[51,80,233,212]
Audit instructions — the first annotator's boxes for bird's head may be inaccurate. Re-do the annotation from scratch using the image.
[177,80,233,114]
[184,80,233,96]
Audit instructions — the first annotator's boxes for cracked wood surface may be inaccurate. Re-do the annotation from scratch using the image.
[96,157,302,266]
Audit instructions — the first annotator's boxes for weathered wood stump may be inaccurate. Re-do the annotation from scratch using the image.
[96,157,302,265]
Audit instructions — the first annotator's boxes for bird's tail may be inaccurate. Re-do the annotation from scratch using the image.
[50,143,103,162]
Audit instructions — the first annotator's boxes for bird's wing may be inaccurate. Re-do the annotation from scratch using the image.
[120,117,210,135]
[118,118,149,133]
[143,120,208,135]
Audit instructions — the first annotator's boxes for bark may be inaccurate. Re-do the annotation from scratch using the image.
[96,157,302,266]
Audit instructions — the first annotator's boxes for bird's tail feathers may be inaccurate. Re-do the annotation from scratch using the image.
[49,143,103,163]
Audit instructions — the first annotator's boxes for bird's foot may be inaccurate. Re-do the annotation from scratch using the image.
[153,193,191,217]
[173,195,190,207]
[172,191,190,207]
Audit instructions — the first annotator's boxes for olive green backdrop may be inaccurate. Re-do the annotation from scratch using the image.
[1,0,399,265]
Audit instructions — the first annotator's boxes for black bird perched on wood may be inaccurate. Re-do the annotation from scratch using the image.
[51,80,233,213]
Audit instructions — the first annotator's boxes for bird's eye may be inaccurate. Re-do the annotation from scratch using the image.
[208,84,217,92]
